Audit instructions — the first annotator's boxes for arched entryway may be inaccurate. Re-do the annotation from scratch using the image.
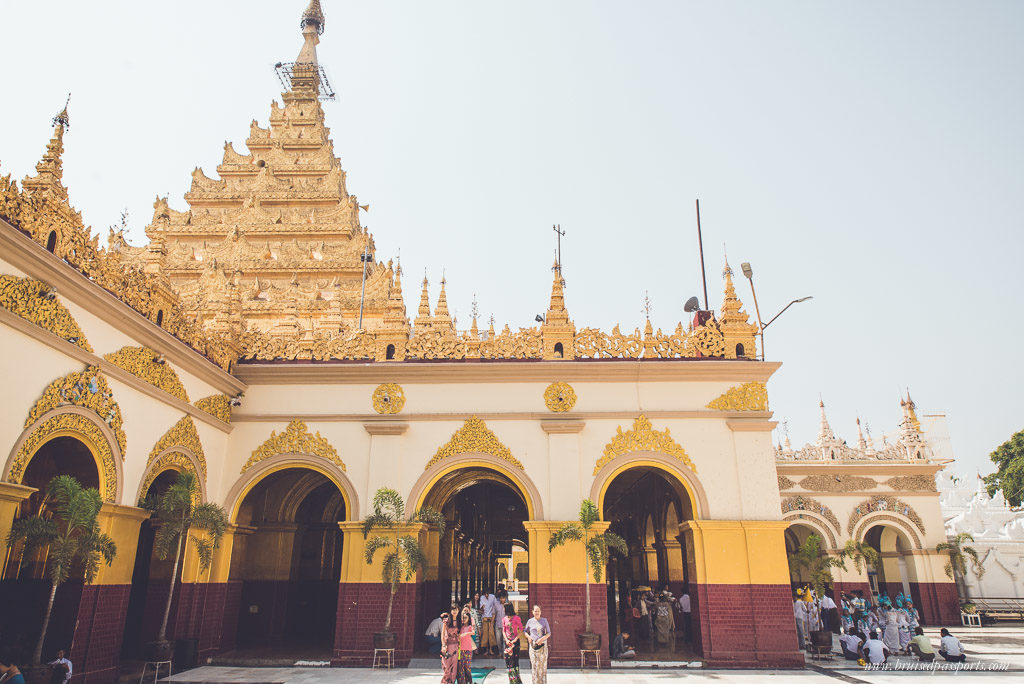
[863,523,919,602]
[227,467,346,659]
[0,436,100,660]
[601,464,698,660]
[419,465,531,651]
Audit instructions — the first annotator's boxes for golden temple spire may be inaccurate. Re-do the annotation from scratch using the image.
[383,259,408,328]
[816,398,836,446]
[434,274,453,329]
[470,293,479,336]
[900,390,922,434]
[23,97,71,199]
[545,260,569,324]
[541,259,575,359]
[856,417,867,450]
[415,271,432,328]
[285,0,327,95]
[717,257,758,358]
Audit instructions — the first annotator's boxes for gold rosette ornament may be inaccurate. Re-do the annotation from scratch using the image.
[544,382,577,412]
[372,383,406,414]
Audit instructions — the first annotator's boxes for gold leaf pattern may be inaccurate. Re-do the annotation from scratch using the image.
[372,383,405,414]
[847,495,925,535]
[885,475,937,492]
[780,495,840,547]
[706,382,769,411]
[23,366,126,459]
[243,419,344,473]
[778,475,796,490]
[194,394,232,423]
[799,474,877,492]
[139,451,201,505]
[0,275,92,352]
[148,416,206,478]
[594,415,695,475]
[104,346,190,402]
[543,382,577,412]
[426,416,522,470]
[7,412,117,502]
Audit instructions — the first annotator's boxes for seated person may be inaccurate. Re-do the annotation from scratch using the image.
[860,630,889,665]
[612,631,636,660]
[939,628,966,663]
[839,631,863,660]
[425,615,443,655]
[907,626,935,662]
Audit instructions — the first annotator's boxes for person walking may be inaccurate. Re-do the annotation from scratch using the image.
[654,592,676,648]
[502,603,524,684]
[440,607,461,684]
[470,593,483,653]
[677,591,692,642]
[480,588,499,656]
[458,604,476,684]
[524,605,551,684]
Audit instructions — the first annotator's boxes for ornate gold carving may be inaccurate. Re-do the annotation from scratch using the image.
[426,416,523,470]
[148,416,207,478]
[103,346,190,402]
[8,412,117,502]
[139,451,201,504]
[847,496,925,535]
[854,513,923,548]
[194,395,232,423]
[799,474,877,492]
[781,496,840,547]
[0,275,92,352]
[372,383,405,414]
[573,320,726,360]
[543,382,577,412]
[885,475,937,492]
[243,419,344,473]
[594,415,695,475]
[24,366,126,460]
[706,382,769,411]
[778,475,796,490]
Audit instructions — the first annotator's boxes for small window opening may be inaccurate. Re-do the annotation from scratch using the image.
[156,310,164,327]
[553,342,564,358]
[386,344,395,360]
[46,231,57,252]
[736,343,745,357]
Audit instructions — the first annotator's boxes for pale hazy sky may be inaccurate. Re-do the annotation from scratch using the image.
[2,1,1021,477]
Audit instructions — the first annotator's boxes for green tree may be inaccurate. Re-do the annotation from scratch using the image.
[143,471,228,644]
[547,499,627,634]
[937,532,984,598]
[362,488,445,633]
[6,475,116,664]
[984,429,1024,506]
[840,539,880,574]
[787,534,846,629]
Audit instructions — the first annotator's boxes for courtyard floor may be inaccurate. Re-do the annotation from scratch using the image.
[160,626,1022,683]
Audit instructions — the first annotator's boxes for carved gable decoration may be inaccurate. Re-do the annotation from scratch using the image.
[194,395,232,423]
[0,275,93,352]
[243,419,344,473]
[139,451,202,505]
[426,416,522,470]
[778,475,796,490]
[799,474,877,492]
[23,366,126,458]
[781,495,840,546]
[104,346,190,402]
[594,415,695,475]
[706,382,769,411]
[885,475,937,492]
[149,416,207,478]
[847,495,925,535]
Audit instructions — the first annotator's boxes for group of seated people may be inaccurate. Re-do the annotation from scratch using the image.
[840,626,966,664]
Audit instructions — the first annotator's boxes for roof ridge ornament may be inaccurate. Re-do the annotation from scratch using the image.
[301,0,325,35]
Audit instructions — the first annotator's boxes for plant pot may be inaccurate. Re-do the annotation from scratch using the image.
[147,639,174,661]
[810,630,833,650]
[19,665,52,684]
[373,631,397,650]
[577,632,601,650]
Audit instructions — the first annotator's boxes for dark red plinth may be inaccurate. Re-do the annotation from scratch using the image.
[911,581,960,626]
[695,583,803,668]
[69,584,131,684]
[333,582,421,666]
[527,582,610,667]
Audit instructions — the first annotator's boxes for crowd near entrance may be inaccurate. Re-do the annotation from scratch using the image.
[601,465,698,660]
[864,524,916,599]
[228,467,346,656]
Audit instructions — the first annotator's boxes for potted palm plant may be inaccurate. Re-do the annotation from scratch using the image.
[548,499,627,651]
[787,534,846,650]
[362,487,445,650]
[6,476,116,683]
[143,471,228,662]
[938,532,984,600]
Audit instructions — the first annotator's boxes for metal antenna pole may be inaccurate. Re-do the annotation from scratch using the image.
[358,242,370,329]
[696,200,709,310]
[553,224,565,274]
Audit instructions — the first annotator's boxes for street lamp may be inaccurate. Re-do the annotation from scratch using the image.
[740,262,812,361]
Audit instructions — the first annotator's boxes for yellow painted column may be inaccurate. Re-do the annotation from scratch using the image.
[663,539,685,584]
[337,521,428,584]
[0,482,35,573]
[93,503,151,586]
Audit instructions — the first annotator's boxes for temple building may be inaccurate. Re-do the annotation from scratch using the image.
[0,2,958,681]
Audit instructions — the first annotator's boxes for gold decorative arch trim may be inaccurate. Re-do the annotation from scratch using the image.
[194,395,231,423]
[851,511,924,550]
[24,366,126,459]
[103,346,190,402]
[706,382,768,411]
[149,416,206,478]
[243,419,345,473]
[138,451,203,505]
[847,495,925,535]
[781,495,841,544]
[0,275,93,352]
[595,415,694,475]
[426,416,522,470]
[7,411,118,502]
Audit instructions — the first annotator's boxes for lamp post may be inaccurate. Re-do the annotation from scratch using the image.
[740,261,812,361]
[357,243,372,329]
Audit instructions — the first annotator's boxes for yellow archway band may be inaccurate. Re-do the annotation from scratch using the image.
[229,460,352,524]
[415,458,537,520]
[596,458,701,521]
[682,520,791,585]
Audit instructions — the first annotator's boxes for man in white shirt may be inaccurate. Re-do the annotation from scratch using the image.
[479,589,499,656]
[819,594,837,632]
[48,650,72,684]
[793,597,808,649]
[861,631,889,664]
[425,616,443,655]
[839,631,862,660]
[677,592,692,642]
[939,628,966,662]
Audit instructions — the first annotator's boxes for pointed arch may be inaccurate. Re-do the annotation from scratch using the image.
[243,419,345,473]
[136,416,207,504]
[594,415,695,475]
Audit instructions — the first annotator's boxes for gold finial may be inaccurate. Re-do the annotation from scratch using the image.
[642,290,652,321]
[52,93,71,130]
[434,273,452,327]
[300,0,325,35]
[415,270,431,325]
